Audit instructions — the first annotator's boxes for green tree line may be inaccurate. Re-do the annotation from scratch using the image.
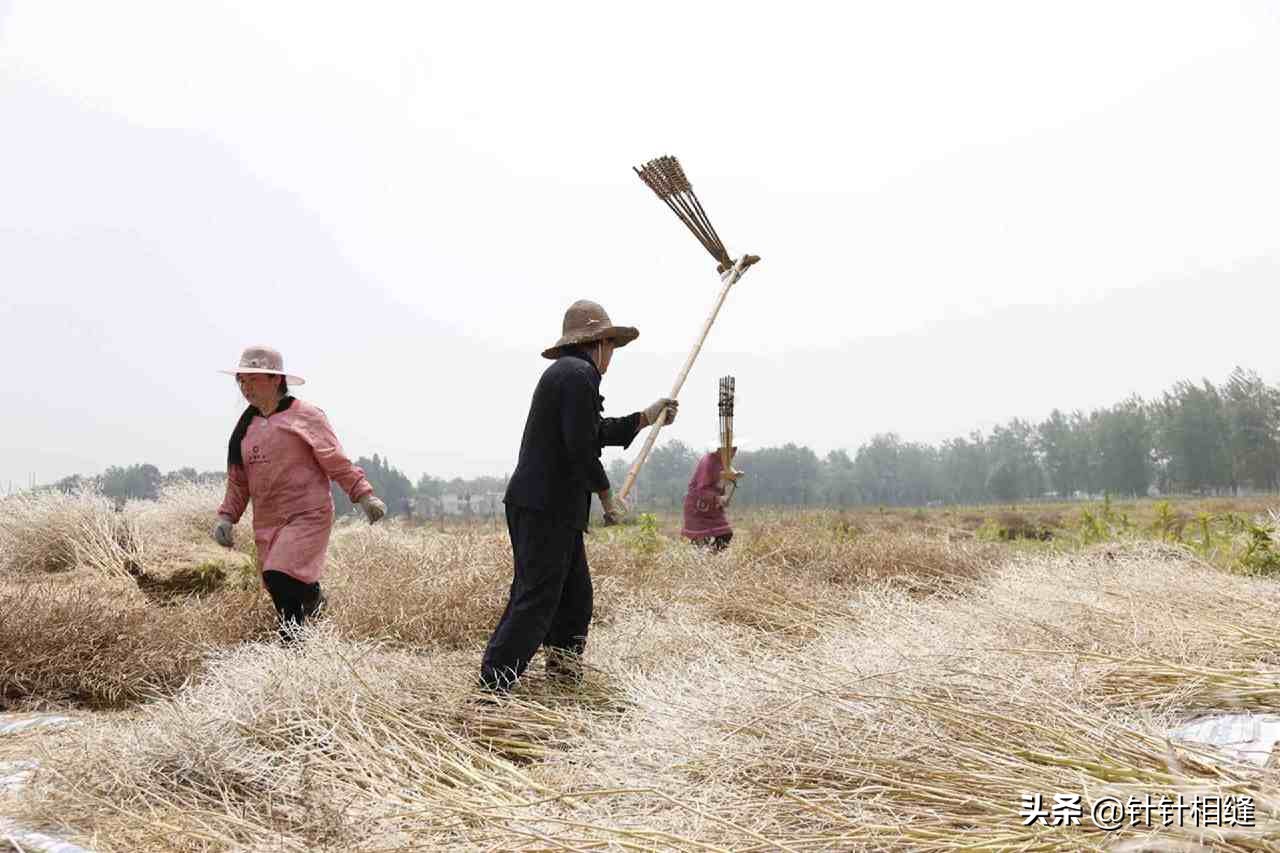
[51,455,507,520]
[327,455,508,518]
[613,366,1280,508]
[44,366,1280,511]
[54,466,225,502]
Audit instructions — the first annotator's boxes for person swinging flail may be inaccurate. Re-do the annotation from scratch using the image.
[478,302,677,694]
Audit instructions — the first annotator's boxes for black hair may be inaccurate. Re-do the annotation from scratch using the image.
[227,407,256,467]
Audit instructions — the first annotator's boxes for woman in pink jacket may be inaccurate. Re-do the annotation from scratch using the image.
[211,346,386,640]
[681,448,736,551]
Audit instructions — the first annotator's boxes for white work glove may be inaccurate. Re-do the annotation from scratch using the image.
[642,397,679,427]
[211,517,234,548]
[359,495,386,524]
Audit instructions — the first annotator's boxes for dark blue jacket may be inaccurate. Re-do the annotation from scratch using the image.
[504,349,642,530]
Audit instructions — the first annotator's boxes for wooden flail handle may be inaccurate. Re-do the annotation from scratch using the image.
[719,428,741,508]
[617,255,758,504]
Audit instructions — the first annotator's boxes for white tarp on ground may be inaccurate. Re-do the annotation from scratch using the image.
[1,819,98,853]
[0,716,72,737]
[1169,713,1280,767]
[0,761,37,794]
[0,714,95,853]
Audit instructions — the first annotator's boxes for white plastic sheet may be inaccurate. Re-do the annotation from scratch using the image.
[0,819,98,853]
[1,714,96,853]
[1169,713,1280,767]
[0,760,37,794]
[0,716,72,737]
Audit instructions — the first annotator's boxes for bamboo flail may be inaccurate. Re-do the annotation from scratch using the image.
[616,154,759,510]
[719,376,741,507]
[617,256,755,504]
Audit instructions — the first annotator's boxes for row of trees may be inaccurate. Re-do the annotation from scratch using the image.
[54,465,224,502]
[612,367,1280,508]
[329,455,508,518]
[53,456,506,520]
[46,367,1280,511]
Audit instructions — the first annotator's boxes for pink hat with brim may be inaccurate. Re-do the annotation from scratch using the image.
[218,346,306,385]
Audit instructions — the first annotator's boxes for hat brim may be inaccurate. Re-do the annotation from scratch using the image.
[219,368,306,385]
[541,325,639,360]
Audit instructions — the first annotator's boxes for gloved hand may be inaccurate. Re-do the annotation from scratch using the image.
[359,495,386,524]
[600,490,629,526]
[642,397,678,427]
[211,517,234,548]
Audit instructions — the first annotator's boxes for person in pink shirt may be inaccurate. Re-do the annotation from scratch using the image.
[211,346,386,641]
[681,448,736,551]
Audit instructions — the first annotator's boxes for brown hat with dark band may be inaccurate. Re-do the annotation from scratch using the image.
[541,300,640,359]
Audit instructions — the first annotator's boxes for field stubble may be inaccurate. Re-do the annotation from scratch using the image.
[0,487,1278,849]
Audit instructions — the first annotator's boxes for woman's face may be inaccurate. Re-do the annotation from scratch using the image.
[237,372,280,407]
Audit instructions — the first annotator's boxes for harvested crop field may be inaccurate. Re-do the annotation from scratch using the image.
[2,486,1280,851]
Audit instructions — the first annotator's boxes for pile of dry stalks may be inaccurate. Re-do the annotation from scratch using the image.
[3,487,1279,850]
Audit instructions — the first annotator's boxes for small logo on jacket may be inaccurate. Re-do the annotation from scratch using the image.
[246,445,270,465]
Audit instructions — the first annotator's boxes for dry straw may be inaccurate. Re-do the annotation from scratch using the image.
[4,487,1280,849]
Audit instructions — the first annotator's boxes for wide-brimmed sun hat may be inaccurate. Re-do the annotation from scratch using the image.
[218,346,306,385]
[541,300,640,360]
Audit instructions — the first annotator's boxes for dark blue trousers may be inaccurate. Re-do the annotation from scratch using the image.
[480,505,592,691]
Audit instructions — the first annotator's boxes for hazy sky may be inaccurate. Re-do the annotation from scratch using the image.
[2,1,1278,491]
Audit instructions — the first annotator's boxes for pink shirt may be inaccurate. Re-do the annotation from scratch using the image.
[218,399,373,583]
[682,451,733,539]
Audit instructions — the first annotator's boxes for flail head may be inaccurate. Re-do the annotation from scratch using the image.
[634,153,735,271]
[656,155,692,195]
[718,375,735,418]
[719,375,738,475]
[635,155,691,199]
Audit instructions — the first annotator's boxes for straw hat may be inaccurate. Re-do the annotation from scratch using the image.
[218,345,306,385]
[541,300,639,360]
